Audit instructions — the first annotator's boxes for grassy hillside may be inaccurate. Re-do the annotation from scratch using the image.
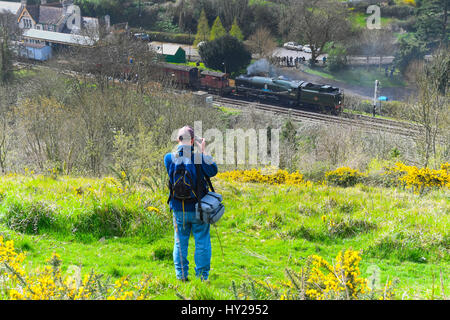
[0,171,448,299]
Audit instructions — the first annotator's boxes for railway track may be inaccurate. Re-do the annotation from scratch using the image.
[212,96,421,138]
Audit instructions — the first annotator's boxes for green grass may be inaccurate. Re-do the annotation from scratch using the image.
[350,12,395,29]
[218,105,242,116]
[169,61,222,73]
[342,108,415,124]
[0,174,448,299]
[304,66,407,88]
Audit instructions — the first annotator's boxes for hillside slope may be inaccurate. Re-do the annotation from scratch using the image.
[0,173,448,299]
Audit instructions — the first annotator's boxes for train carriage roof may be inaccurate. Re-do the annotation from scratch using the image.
[160,63,198,73]
[201,70,227,77]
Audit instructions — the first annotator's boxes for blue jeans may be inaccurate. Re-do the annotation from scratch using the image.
[173,211,211,280]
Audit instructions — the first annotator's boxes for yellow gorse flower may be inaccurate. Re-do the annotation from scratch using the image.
[383,162,450,193]
[217,167,309,186]
[0,237,159,300]
[304,249,369,300]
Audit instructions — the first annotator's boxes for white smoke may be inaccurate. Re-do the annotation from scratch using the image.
[246,59,278,77]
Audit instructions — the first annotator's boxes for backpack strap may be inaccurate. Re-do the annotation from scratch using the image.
[167,180,172,204]
[204,175,215,193]
[195,163,203,221]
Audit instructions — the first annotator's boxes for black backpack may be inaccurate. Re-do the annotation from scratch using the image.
[167,158,213,205]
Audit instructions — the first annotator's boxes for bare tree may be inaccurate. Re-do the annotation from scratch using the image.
[279,0,351,64]
[407,49,450,168]
[212,0,250,29]
[63,25,158,93]
[246,27,277,59]
[359,29,396,69]
[0,84,16,173]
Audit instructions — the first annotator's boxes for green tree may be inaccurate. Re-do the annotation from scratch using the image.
[229,18,244,41]
[194,9,210,46]
[325,43,348,72]
[415,0,449,49]
[279,0,351,65]
[209,16,227,41]
[199,35,251,74]
[394,34,428,74]
[0,12,19,84]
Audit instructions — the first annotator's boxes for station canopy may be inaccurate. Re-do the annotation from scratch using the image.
[23,29,98,47]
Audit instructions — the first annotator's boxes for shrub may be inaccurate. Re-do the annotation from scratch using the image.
[382,162,450,193]
[0,238,164,300]
[325,167,366,187]
[152,243,173,261]
[73,199,167,239]
[325,43,348,72]
[393,16,417,32]
[287,225,325,242]
[217,167,309,186]
[232,249,398,300]
[323,215,377,238]
[2,200,57,234]
[381,5,415,18]
[367,230,449,263]
[199,35,251,74]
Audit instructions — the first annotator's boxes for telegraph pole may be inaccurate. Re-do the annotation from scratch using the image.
[373,79,379,117]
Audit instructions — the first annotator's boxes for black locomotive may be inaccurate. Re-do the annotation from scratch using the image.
[234,75,343,114]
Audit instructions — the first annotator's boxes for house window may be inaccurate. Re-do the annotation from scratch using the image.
[23,19,32,29]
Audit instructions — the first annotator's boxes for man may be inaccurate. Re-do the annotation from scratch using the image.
[164,125,218,282]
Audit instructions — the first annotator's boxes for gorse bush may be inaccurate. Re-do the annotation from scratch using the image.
[217,168,309,186]
[383,162,450,193]
[0,237,167,300]
[303,249,370,300]
[232,249,397,300]
[217,163,450,191]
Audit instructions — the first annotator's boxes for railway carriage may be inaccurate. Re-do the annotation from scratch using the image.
[199,70,232,96]
[157,63,200,89]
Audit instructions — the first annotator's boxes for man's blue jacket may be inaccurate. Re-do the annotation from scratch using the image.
[164,145,218,212]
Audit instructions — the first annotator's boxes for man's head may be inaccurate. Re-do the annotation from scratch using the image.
[177,125,195,145]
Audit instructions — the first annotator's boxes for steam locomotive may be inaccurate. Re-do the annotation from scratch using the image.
[234,75,343,114]
[156,63,343,114]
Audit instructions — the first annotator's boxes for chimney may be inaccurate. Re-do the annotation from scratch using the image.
[41,0,47,5]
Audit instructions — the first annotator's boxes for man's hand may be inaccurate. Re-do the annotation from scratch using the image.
[195,138,206,154]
